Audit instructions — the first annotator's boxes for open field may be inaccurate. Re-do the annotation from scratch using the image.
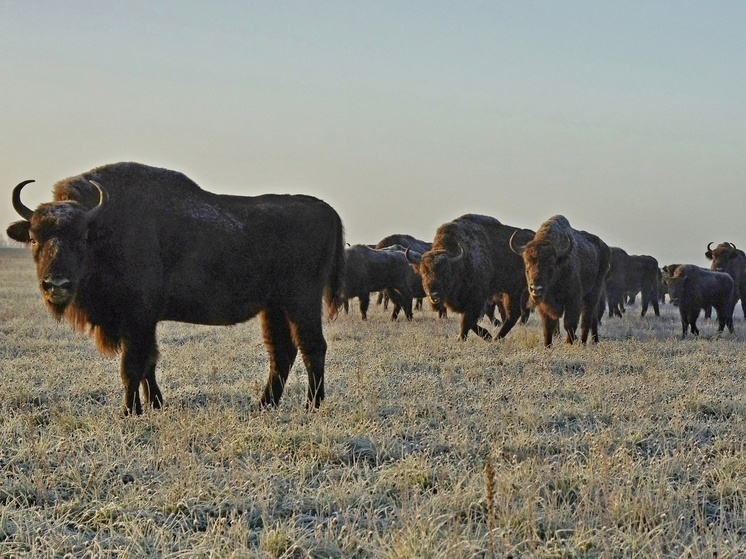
[2,248,746,558]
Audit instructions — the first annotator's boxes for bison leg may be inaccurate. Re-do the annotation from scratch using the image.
[650,292,660,317]
[579,308,597,344]
[640,291,650,317]
[287,308,327,409]
[562,304,581,344]
[540,313,559,347]
[387,289,406,321]
[494,294,521,339]
[359,294,370,320]
[259,306,298,407]
[415,298,423,311]
[389,288,413,321]
[483,302,500,327]
[140,363,163,410]
[459,307,492,341]
[120,328,159,416]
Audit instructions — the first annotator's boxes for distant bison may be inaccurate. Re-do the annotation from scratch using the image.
[705,242,746,319]
[374,234,444,316]
[7,162,345,414]
[511,215,610,347]
[341,244,414,321]
[406,214,533,341]
[605,248,661,318]
[664,264,735,338]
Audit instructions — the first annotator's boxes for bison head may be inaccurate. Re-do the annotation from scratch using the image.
[7,179,108,317]
[406,245,463,308]
[512,231,573,305]
[705,242,738,272]
[664,267,688,304]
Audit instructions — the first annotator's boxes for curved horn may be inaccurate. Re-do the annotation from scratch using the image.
[85,180,109,222]
[448,244,465,263]
[707,242,715,253]
[728,242,737,252]
[12,180,36,220]
[404,246,422,265]
[509,230,527,256]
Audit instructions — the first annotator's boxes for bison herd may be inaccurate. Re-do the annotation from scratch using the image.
[7,162,744,413]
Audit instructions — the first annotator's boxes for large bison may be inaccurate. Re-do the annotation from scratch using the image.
[705,242,746,319]
[341,244,414,321]
[605,248,661,318]
[7,162,345,415]
[405,214,533,341]
[664,264,735,338]
[510,215,610,347]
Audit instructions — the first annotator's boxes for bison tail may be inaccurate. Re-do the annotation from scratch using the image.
[324,217,346,320]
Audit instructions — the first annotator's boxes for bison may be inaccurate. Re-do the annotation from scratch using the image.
[374,234,445,316]
[605,248,661,318]
[340,244,414,321]
[664,264,735,338]
[405,214,533,341]
[510,215,610,347]
[705,242,746,319]
[7,162,345,415]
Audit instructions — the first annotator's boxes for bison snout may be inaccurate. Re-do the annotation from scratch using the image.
[529,284,544,302]
[428,292,443,306]
[42,276,73,303]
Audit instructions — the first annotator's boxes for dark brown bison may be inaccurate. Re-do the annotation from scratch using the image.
[664,264,735,338]
[605,248,661,318]
[7,162,345,415]
[374,234,445,316]
[510,215,610,347]
[341,244,414,321]
[405,214,533,341]
[663,263,714,318]
[705,242,746,319]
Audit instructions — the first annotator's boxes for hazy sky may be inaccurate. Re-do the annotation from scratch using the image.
[2,2,744,265]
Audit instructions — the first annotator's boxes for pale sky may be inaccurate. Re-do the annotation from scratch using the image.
[2,1,744,266]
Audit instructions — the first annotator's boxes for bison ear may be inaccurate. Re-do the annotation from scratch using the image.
[6,220,31,243]
[705,251,713,260]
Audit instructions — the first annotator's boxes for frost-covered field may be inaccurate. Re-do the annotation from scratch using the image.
[1,249,745,558]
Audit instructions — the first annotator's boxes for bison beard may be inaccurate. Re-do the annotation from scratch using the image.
[7,162,345,415]
[511,215,610,347]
